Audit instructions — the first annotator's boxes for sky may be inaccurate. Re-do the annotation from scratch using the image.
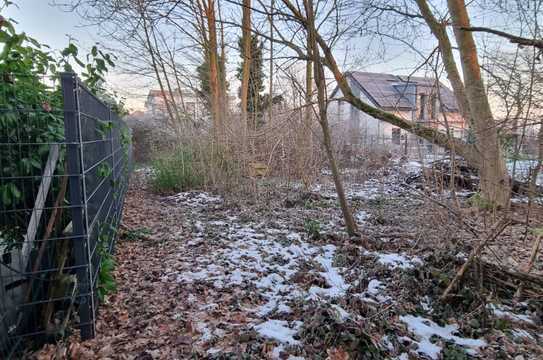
[2,0,524,113]
[3,1,150,110]
[3,1,434,111]
[4,1,95,51]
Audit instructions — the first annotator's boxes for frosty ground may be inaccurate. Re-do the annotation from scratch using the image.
[37,161,542,359]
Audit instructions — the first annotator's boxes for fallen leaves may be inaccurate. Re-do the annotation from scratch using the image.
[30,167,543,360]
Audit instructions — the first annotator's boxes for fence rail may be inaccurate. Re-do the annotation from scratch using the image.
[0,72,131,357]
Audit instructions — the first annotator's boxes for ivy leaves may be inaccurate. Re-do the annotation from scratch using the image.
[0,182,21,206]
[60,42,117,92]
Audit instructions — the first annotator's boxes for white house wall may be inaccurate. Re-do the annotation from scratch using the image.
[328,78,400,146]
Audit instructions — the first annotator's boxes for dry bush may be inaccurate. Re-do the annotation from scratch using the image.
[125,114,177,164]
[129,105,344,196]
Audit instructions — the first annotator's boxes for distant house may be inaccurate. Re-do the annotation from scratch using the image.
[329,71,466,153]
[145,88,205,120]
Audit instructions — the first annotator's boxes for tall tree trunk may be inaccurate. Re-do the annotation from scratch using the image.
[204,0,223,142]
[217,0,228,116]
[240,0,252,146]
[268,0,274,125]
[415,0,471,125]
[305,0,358,236]
[447,0,510,208]
[296,38,314,186]
[304,37,314,162]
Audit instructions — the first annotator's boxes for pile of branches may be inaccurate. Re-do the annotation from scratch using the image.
[406,157,543,196]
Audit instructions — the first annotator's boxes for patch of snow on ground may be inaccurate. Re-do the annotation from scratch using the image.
[352,278,391,304]
[370,252,423,269]
[367,279,384,295]
[355,210,371,224]
[308,244,349,298]
[167,191,222,207]
[331,304,351,322]
[254,320,302,345]
[488,303,535,324]
[173,218,350,319]
[510,329,536,341]
[400,314,486,359]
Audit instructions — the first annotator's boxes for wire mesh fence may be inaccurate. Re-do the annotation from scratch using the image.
[0,72,131,357]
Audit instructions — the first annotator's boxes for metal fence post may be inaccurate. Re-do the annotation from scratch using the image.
[109,108,116,252]
[60,73,95,340]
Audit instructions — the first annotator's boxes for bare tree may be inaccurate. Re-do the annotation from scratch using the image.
[304,0,358,235]
[240,0,252,141]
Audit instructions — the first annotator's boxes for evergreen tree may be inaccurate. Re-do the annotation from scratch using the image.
[236,34,265,117]
[196,52,227,108]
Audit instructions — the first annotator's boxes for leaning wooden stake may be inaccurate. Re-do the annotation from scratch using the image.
[441,218,510,300]
[515,234,542,298]
[24,165,69,303]
[21,144,60,268]
[524,234,542,273]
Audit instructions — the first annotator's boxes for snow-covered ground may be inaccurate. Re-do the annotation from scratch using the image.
[154,172,541,358]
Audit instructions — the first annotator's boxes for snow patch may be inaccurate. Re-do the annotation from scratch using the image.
[510,329,535,341]
[355,210,371,224]
[168,191,222,207]
[400,314,486,359]
[370,252,423,269]
[331,304,351,322]
[254,320,302,345]
[308,245,349,298]
[488,303,535,324]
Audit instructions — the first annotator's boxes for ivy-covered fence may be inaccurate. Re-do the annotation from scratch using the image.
[0,72,131,357]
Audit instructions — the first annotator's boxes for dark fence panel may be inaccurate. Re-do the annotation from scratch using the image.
[0,73,131,357]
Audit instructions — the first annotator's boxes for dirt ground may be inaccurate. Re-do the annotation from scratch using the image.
[34,162,542,359]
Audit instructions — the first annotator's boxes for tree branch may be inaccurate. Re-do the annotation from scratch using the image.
[461,26,543,50]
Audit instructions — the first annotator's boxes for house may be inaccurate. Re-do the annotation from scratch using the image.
[328,71,467,154]
[145,88,205,120]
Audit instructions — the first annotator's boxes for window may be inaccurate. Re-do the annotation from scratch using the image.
[392,128,401,145]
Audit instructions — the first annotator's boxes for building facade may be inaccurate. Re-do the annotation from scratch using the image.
[144,88,205,120]
[329,71,466,155]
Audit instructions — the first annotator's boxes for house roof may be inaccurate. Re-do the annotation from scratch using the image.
[348,71,459,111]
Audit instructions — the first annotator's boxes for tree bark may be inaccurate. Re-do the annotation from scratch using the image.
[203,0,223,142]
[447,0,510,208]
[268,0,274,125]
[217,0,228,116]
[305,0,358,236]
[240,0,252,148]
[415,0,471,125]
[304,39,313,154]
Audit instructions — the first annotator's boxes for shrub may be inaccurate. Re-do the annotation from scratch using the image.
[97,252,117,302]
[151,148,204,193]
[304,219,322,240]
[467,192,494,210]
